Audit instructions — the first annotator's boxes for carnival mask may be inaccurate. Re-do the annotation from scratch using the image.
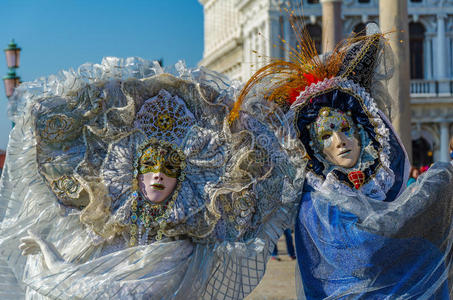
[138,144,184,203]
[311,107,360,168]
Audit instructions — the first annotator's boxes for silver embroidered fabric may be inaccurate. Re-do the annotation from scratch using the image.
[0,57,302,299]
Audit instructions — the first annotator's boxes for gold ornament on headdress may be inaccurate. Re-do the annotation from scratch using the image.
[228,11,386,123]
[129,90,194,246]
[135,89,195,145]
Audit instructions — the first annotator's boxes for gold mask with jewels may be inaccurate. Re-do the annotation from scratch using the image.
[310,107,361,169]
[138,145,184,178]
[312,107,356,149]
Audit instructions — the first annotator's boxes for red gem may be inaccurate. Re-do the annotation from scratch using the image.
[348,171,365,189]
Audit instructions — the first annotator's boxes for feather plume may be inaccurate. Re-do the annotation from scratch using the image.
[228,15,384,124]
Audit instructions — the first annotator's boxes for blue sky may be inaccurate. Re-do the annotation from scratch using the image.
[0,0,204,150]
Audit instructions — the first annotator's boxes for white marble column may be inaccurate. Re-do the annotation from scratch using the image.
[379,0,412,161]
[268,14,280,59]
[251,29,257,74]
[425,36,433,79]
[283,17,290,60]
[436,14,447,79]
[261,22,267,65]
[204,5,211,55]
[320,0,343,53]
[243,32,250,81]
[440,122,450,162]
[245,31,252,79]
[255,28,260,68]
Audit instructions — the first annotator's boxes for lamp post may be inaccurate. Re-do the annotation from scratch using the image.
[3,39,21,98]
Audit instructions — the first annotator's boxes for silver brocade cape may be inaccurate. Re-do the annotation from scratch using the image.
[0,57,303,299]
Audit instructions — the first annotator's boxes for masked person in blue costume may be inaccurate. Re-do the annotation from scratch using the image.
[230,23,453,299]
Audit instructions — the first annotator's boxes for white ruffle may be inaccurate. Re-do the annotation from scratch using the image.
[0,57,303,300]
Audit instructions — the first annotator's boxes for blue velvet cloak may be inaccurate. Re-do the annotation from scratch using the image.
[295,156,453,299]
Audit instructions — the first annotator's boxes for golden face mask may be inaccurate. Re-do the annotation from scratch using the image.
[138,145,184,178]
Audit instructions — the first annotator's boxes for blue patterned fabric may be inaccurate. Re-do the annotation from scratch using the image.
[295,186,449,299]
[292,86,453,299]
[294,156,453,298]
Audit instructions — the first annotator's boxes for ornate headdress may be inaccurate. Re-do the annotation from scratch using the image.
[124,90,194,244]
[101,76,232,245]
[230,23,407,200]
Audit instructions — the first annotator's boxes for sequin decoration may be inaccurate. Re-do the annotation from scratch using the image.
[311,107,356,150]
[41,114,76,143]
[139,141,186,177]
[129,194,172,246]
[221,191,256,236]
[134,89,195,145]
[51,175,84,207]
[338,35,381,93]
[129,139,187,246]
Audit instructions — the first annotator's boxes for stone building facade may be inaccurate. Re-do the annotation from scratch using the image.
[199,0,453,166]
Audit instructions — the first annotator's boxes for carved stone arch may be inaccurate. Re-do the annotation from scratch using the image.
[301,15,322,27]
[446,15,453,33]
[426,124,440,147]
[352,22,367,36]
[288,16,322,54]
[368,16,379,25]
[413,125,438,149]
[416,15,436,34]
[343,17,362,35]
[305,23,322,53]
[412,124,439,166]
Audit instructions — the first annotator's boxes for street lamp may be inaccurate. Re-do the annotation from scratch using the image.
[4,39,21,69]
[3,69,20,98]
[3,39,21,98]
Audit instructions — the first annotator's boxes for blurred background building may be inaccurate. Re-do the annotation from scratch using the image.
[198,0,453,167]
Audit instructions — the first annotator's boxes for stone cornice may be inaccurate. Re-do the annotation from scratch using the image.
[199,37,243,67]
[284,6,453,18]
[199,0,215,9]
[412,97,453,104]
[236,0,254,11]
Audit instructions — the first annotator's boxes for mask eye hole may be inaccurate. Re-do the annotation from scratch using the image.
[321,133,331,140]
[165,164,177,171]
[341,126,350,133]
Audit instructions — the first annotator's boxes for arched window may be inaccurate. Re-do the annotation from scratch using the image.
[352,23,366,37]
[409,22,426,79]
[289,21,322,55]
[306,24,322,53]
[412,137,433,168]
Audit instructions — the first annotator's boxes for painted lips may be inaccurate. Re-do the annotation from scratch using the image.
[338,149,351,157]
[151,183,165,190]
